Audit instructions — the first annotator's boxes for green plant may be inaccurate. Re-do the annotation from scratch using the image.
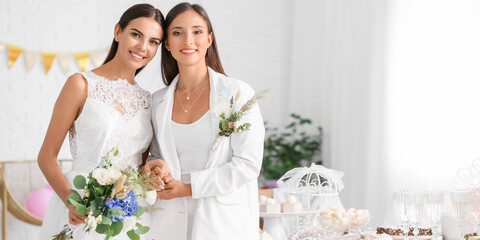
[261,113,323,181]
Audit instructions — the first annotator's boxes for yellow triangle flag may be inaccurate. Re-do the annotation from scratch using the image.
[8,45,23,68]
[24,50,40,72]
[41,52,57,74]
[0,43,5,52]
[90,49,106,67]
[74,52,90,72]
[57,53,74,75]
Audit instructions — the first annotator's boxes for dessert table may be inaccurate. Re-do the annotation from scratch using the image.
[260,210,322,240]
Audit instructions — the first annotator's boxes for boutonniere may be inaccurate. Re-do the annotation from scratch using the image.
[210,90,266,151]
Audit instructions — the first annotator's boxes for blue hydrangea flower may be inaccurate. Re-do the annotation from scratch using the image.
[104,190,139,222]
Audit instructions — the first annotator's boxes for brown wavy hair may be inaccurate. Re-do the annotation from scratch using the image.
[103,4,165,76]
[161,3,226,86]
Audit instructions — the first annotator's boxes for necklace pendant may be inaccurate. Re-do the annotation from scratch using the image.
[185,110,188,113]
[186,93,190,100]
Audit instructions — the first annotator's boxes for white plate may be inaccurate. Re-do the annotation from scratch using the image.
[259,210,321,218]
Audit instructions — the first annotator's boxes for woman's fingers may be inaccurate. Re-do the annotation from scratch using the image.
[68,211,85,225]
[144,159,170,177]
[163,174,173,183]
[67,205,86,225]
[148,176,165,190]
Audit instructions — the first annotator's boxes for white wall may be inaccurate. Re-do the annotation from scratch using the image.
[0,0,294,162]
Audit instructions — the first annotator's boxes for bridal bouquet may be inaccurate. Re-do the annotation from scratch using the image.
[52,148,156,240]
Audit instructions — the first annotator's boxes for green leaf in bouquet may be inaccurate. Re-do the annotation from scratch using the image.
[66,192,81,205]
[133,206,145,218]
[127,230,140,240]
[113,149,119,156]
[94,187,104,195]
[111,221,123,236]
[220,120,227,130]
[93,209,102,218]
[101,216,112,225]
[95,223,109,234]
[76,205,87,216]
[73,175,86,189]
[67,198,87,215]
[106,229,114,239]
[134,223,149,234]
[69,189,82,199]
[107,208,126,219]
[91,197,104,212]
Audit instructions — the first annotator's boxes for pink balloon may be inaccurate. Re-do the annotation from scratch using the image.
[26,184,54,218]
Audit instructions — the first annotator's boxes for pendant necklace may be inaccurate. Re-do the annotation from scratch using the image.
[178,78,209,100]
[177,82,208,113]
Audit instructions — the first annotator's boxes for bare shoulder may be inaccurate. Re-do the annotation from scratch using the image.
[63,74,88,95]
[64,73,87,90]
[58,73,88,104]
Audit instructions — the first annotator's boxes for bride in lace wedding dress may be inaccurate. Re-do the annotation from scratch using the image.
[37,4,166,239]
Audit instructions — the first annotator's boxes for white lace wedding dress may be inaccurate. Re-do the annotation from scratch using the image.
[39,71,153,240]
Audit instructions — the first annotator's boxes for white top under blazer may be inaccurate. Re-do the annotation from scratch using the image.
[171,110,212,183]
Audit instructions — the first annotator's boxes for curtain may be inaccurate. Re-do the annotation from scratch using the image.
[385,0,480,197]
[289,0,480,226]
[288,0,390,226]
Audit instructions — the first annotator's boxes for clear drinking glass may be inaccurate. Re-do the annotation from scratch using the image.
[393,190,410,240]
[424,191,444,240]
[451,190,475,238]
[405,191,424,240]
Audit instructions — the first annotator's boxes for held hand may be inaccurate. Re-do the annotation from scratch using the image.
[67,204,86,225]
[141,159,171,190]
[156,181,192,200]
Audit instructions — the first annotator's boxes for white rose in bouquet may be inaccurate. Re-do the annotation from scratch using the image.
[92,165,123,185]
[92,168,110,185]
[122,216,138,232]
[109,164,123,181]
[145,190,157,205]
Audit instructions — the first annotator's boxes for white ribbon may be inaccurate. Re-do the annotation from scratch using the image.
[210,135,224,151]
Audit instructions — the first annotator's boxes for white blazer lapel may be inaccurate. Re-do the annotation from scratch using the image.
[205,68,237,169]
[155,77,182,180]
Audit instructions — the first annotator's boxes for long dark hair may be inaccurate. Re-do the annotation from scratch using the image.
[103,4,165,76]
[161,3,226,86]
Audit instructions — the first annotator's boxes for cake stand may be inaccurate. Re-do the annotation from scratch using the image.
[260,210,321,240]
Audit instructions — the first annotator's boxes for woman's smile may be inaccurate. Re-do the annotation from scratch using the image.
[180,48,197,55]
[129,50,146,61]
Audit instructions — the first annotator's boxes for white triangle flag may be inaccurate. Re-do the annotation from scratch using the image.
[57,53,74,75]
[91,49,106,67]
[24,50,40,72]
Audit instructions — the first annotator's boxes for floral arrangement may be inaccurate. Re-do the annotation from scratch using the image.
[210,89,265,150]
[52,148,156,240]
[465,232,479,240]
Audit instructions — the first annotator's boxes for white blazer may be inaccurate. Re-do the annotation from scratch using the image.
[148,68,265,240]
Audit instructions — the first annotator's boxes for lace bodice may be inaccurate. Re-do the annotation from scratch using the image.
[68,71,153,172]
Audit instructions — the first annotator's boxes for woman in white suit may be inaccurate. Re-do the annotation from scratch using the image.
[146,3,264,240]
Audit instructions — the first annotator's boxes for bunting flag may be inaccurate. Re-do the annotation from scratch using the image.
[91,49,106,67]
[8,45,23,68]
[57,53,74,74]
[74,52,90,72]
[2,42,108,75]
[24,50,40,71]
[41,52,56,74]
